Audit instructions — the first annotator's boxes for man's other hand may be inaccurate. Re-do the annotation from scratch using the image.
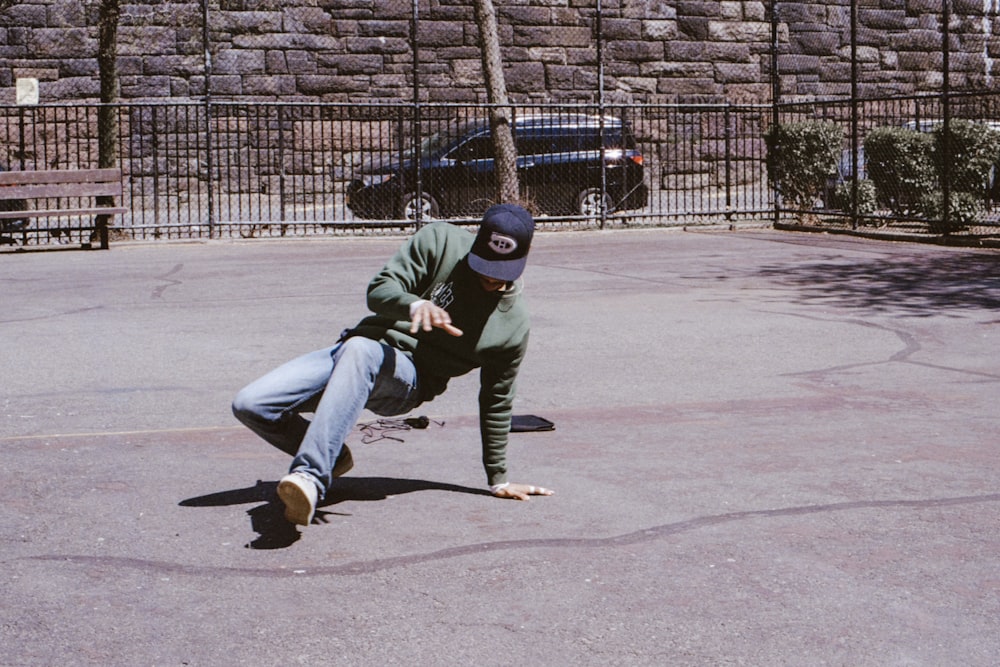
[410,302,463,336]
[492,483,554,501]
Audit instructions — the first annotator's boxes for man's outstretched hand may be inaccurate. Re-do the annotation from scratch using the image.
[410,302,463,337]
[492,483,555,501]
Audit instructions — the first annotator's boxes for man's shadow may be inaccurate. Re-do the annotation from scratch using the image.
[179,477,490,550]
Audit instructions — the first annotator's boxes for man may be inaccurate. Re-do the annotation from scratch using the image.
[232,203,553,526]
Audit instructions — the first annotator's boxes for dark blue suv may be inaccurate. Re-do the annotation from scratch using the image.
[346,113,648,221]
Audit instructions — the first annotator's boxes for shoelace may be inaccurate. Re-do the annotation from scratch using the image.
[356,415,442,444]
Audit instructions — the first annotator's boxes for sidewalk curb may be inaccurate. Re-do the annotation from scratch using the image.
[774,221,1000,249]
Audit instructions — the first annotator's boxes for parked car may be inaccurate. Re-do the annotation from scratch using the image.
[345,113,648,221]
[822,144,865,207]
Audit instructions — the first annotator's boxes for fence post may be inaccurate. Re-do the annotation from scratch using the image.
[152,105,162,231]
[850,0,859,230]
[411,0,423,230]
[769,0,780,227]
[597,0,607,229]
[724,104,733,222]
[278,105,287,223]
[941,0,952,235]
[17,106,26,170]
[202,0,214,239]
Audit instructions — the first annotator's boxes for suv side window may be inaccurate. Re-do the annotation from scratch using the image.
[515,136,557,156]
[516,135,565,165]
[577,128,627,150]
[449,135,494,162]
[576,130,602,152]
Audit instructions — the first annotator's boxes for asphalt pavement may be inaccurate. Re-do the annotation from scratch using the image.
[2,228,999,666]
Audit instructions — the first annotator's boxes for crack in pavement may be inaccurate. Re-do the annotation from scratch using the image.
[19,491,1000,578]
[0,305,103,325]
[151,263,184,299]
[773,312,1000,382]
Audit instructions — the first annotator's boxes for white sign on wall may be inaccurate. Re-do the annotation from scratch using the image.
[16,78,39,105]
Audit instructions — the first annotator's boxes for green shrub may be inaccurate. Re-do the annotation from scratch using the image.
[930,118,1000,195]
[863,126,935,215]
[765,120,842,209]
[919,190,984,234]
[832,179,878,215]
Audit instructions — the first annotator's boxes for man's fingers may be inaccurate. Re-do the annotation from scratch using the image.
[494,483,554,500]
[409,307,429,333]
[410,304,463,336]
[431,311,459,334]
[410,314,433,333]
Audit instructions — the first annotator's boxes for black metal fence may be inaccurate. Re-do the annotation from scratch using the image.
[5,93,1000,250]
[775,91,1000,236]
[0,99,776,247]
[3,1,1000,248]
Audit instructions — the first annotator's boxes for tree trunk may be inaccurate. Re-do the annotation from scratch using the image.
[472,0,519,207]
[97,0,120,170]
[95,0,121,248]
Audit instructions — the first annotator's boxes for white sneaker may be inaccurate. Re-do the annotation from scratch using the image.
[277,471,320,526]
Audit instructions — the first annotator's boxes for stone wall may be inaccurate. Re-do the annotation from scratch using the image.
[1,0,997,105]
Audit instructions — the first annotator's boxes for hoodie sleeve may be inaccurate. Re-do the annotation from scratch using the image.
[478,328,529,486]
[366,224,442,320]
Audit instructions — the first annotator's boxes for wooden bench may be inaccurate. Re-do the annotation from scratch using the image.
[0,168,127,250]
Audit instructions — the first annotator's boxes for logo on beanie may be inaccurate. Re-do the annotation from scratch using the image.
[488,232,517,255]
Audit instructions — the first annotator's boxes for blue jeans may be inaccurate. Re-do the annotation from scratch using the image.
[232,337,422,495]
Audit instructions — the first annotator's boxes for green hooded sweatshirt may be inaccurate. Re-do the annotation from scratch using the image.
[348,221,530,486]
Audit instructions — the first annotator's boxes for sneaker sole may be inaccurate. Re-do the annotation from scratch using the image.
[332,445,354,478]
[277,479,316,526]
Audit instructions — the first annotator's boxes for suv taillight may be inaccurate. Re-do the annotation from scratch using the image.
[630,154,644,166]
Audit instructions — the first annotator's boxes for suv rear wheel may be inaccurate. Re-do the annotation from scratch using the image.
[576,188,612,217]
[401,192,440,222]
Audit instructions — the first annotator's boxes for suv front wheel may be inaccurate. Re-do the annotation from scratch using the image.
[576,188,613,217]
[401,192,440,222]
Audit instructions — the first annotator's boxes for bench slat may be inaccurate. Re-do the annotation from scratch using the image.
[0,206,127,220]
[0,168,123,187]
[0,181,123,200]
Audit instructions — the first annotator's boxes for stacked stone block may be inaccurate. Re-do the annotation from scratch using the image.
[1,0,997,105]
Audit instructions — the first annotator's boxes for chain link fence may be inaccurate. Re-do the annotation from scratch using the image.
[770,1,1000,238]
[1,99,775,245]
[2,1,1000,248]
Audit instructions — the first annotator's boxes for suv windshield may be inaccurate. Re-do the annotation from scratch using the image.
[400,116,635,160]
[403,121,484,160]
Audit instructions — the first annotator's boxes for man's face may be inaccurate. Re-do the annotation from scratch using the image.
[476,273,509,292]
